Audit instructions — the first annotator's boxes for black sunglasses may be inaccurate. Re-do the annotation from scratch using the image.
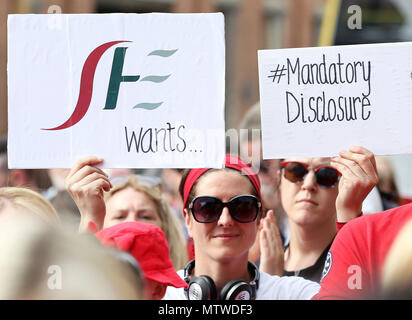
[280,161,341,188]
[189,195,261,223]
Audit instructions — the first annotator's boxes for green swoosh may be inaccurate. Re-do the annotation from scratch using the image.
[148,49,178,57]
[133,102,163,110]
[140,75,171,83]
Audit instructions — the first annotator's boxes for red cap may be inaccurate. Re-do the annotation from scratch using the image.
[96,222,188,289]
[183,154,263,212]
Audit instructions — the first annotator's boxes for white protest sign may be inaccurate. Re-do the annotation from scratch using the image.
[8,13,225,168]
[258,42,412,159]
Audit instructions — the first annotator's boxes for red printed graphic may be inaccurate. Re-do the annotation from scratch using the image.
[43,40,131,130]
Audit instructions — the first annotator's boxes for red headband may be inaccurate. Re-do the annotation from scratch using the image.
[183,154,263,213]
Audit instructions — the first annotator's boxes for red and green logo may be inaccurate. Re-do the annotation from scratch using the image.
[43,41,177,130]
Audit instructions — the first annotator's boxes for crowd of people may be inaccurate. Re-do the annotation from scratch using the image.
[0,103,412,300]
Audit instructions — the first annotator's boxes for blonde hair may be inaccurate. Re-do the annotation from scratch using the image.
[104,175,188,270]
[381,218,412,299]
[0,187,60,227]
[0,215,142,299]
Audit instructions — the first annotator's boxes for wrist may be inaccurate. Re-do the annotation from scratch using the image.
[336,206,362,223]
[79,213,103,233]
[336,204,362,223]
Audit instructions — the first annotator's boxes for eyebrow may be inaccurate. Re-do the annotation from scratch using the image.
[137,208,156,214]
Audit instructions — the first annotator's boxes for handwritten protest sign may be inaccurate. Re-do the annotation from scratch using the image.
[8,13,225,168]
[258,42,412,159]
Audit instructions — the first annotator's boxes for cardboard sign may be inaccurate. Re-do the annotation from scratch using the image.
[8,13,225,168]
[258,42,412,159]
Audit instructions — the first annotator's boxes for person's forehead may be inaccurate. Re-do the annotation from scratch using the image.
[283,157,331,166]
[198,169,251,185]
[108,187,154,206]
[195,170,254,196]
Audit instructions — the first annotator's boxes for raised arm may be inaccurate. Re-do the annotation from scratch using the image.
[65,156,112,232]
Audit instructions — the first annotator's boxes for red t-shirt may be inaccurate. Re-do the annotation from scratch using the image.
[314,203,412,299]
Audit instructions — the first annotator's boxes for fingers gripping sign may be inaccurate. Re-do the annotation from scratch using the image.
[65,156,113,232]
[331,146,378,222]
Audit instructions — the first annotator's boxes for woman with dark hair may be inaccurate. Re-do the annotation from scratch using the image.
[163,154,320,300]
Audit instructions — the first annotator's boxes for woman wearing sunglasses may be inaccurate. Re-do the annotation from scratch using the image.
[163,154,320,300]
[259,146,378,282]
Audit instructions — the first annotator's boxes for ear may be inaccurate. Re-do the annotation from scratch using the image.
[183,208,193,238]
[257,213,264,230]
[276,169,282,189]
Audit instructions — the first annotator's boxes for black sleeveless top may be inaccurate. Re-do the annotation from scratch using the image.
[283,240,333,283]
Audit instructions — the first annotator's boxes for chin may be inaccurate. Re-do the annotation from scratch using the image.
[292,211,320,227]
[211,246,248,262]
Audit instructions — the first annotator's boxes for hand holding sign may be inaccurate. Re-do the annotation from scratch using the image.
[332,146,378,222]
[65,156,112,232]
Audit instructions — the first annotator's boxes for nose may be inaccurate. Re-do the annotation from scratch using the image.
[217,206,235,227]
[124,212,136,223]
[301,170,317,191]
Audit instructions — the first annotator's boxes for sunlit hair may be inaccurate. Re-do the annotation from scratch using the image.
[104,175,188,270]
[0,215,142,299]
[0,187,60,227]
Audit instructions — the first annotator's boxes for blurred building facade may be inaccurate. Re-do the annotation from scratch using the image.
[0,0,325,136]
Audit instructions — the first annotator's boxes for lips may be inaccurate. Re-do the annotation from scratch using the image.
[212,233,240,240]
[297,199,318,206]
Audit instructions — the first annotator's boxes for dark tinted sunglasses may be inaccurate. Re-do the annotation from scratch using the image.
[189,195,261,223]
[280,161,341,188]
